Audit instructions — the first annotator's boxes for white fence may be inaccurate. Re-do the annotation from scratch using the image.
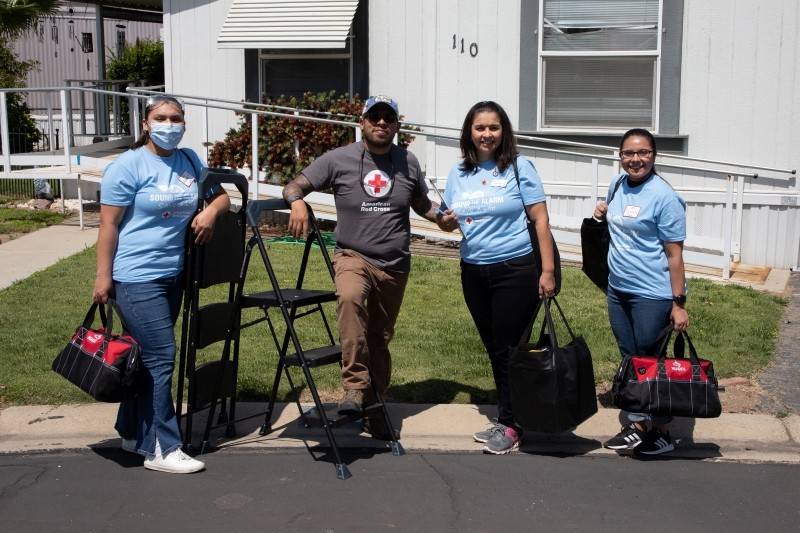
[2,85,798,276]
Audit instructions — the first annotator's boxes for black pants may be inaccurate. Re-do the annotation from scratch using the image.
[461,252,540,428]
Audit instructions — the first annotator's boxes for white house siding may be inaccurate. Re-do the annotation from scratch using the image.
[678,0,800,267]
[163,0,245,159]
[681,0,800,172]
[368,0,521,179]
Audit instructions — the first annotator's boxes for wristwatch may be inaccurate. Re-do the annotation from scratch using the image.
[672,294,687,305]
[285,194,304,204]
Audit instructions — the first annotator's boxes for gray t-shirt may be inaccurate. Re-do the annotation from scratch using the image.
[302,141,428,272]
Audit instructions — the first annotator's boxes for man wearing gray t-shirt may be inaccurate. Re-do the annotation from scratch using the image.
[283,96,446,439]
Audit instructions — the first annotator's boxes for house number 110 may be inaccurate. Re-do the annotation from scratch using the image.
[452,34,479,57]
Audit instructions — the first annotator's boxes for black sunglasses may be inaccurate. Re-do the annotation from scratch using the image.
[364,111,398,124]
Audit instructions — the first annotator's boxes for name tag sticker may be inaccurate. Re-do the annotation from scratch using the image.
[178,173,195,188]
[490,179,506,187]
[623,205,641,218]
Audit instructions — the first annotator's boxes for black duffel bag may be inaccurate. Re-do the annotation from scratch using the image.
[52,301,141,402]
[509,297,598,433]
[611,327,722,419]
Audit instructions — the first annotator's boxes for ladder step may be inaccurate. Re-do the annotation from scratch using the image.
[285,344,342,368]
[240,288,336,309]
[300,402,388,428]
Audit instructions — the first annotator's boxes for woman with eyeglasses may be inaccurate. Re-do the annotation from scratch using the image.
[93,95,230,474]
[593,128,687,456]
[436,101,556,455]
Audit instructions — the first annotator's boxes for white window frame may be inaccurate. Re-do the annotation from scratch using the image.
[536,0,664,133]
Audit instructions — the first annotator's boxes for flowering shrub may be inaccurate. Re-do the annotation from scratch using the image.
[207,91,415,184]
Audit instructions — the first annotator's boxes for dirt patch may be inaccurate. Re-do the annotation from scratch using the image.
[596,379,764,414]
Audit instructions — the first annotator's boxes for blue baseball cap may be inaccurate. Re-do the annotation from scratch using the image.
[362,95,399,117]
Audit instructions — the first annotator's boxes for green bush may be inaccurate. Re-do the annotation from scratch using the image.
[207,91,416,184]
[106,39,164,133]
[0,39,41,153]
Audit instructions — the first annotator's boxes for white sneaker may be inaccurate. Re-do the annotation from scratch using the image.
[121,438,138,454]
[144,448,206,474]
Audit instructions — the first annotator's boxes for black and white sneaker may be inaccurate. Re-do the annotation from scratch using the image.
[603,425,646,450]
[636,429,675,456]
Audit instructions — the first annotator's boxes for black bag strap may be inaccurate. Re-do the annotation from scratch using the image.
[511,158,531,221]
[81,303,99,329]
[541,297,559,350]
[84,299,131,338]
[655,325,674,358]
[654,326,700,364]
[516,298,544,346]
[673,330,701,364]
[516,295,578,350]
[511,158,540,270]
[549,296,577,340]
[606,175,626,205]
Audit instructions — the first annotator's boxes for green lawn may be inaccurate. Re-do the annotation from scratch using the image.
[0,205,66,234]
[0,243,786,406]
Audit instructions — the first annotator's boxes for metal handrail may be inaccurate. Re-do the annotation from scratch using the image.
[2,85,799,274]
[123,86,796,177]
[3,85,798,181]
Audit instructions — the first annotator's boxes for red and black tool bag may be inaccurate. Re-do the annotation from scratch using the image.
[612,328,722,418]
[52,302,141,402]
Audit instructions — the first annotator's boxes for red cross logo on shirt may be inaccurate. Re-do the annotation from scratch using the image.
[367,174,388,193]
[362,169,393,198]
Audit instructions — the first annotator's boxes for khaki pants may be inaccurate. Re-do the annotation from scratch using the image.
[333,250,408,395]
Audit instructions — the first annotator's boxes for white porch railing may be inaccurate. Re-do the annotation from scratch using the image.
[2,85,798,276]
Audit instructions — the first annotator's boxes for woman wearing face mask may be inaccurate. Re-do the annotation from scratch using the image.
[593,128,687,456]
[437,101,556,454]
[93,95,230,474]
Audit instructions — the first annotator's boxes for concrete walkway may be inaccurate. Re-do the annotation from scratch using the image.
[0,223,97,290]
[2,402,799,464]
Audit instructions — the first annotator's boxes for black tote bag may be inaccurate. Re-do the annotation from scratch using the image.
[512,160,562,295]
[580,176,625,292]
[509,297,597,433]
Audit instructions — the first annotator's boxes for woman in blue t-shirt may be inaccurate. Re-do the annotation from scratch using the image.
[93,95,230,474]
[437,101,556,454]
[593,128,688,456]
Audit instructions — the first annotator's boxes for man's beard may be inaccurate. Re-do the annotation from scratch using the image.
[362,128,393,149]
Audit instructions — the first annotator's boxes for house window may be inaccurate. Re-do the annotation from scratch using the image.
[81,33,93,53]
[260,51,351,100]
[116,30,126,56]
[538,0,661,131]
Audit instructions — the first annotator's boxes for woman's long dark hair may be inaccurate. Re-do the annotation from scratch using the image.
[459,100,517,174]
[130,95,185,149]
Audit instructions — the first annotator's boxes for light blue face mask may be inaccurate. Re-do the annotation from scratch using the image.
[148,122,185,151]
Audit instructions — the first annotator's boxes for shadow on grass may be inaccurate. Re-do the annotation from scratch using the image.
[386,378,494,406]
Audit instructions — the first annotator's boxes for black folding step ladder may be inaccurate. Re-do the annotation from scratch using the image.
[237,198,403,480]
[176,168,248,453]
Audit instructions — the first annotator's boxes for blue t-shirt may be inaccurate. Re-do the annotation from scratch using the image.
[606,172,687,300]
[443,156,546,264]
[100,147,207,283]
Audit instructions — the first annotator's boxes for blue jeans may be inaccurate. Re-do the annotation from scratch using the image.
[607,286,673,427]
[461,252,540,428]
[113,276,183,456]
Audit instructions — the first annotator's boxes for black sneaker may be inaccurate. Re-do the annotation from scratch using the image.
[603,425,646,450]
[636,429,675,456]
